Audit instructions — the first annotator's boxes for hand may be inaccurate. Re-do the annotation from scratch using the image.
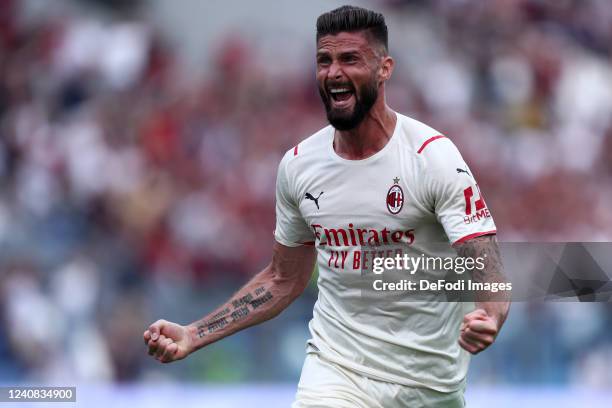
[458,309,498,355]
[144,319,194,363]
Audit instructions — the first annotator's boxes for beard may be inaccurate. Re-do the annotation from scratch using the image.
[319,77,379,131]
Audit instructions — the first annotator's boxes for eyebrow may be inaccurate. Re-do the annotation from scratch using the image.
[339,50,360,58]
[316,48,362,58]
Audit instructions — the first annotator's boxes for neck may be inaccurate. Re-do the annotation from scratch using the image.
[333,98,397,160]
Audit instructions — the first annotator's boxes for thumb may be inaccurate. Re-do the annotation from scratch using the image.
[149,319,166,341]
[469,318,498,334]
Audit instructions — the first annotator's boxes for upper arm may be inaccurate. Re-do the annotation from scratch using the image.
[270,152,317,297]
[274,152,315,247]
[420,138,496,245]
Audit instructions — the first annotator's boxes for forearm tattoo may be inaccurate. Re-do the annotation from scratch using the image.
[196,286,275,338]
[456,235,508,302]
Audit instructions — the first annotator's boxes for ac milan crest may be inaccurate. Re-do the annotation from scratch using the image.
[386,178,404,215]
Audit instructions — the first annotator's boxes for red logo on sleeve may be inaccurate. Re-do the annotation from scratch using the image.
[463,185,491,224]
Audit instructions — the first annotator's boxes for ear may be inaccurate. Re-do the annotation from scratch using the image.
[379,55,394,83]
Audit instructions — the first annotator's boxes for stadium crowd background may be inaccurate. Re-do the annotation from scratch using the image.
[1,0,612,392]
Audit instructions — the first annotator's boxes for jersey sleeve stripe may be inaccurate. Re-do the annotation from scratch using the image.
[293,145,299,156]
[452,230,497,246]
[417,135,446,154]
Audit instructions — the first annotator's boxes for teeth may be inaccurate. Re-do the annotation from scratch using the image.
[330,88,351,93]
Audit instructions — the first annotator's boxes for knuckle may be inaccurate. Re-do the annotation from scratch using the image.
[152,319,165,329]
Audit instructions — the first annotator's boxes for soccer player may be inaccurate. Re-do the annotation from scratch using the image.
[144,6,510,407]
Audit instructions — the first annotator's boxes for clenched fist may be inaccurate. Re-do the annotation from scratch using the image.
[143,319,194,363]
[458,309,498,354]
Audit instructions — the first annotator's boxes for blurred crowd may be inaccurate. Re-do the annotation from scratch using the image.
[1,0,612,387]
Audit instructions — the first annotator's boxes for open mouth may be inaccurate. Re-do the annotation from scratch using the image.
[328,86,355,104]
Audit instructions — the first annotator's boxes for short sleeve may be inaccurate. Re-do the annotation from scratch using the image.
[274,153,315,247]
[421,138,497,245]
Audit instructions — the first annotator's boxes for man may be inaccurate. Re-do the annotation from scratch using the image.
[144,5,510,407]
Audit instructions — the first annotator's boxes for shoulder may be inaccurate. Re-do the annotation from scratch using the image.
[394,113,447,154]
[395,113,464,169]
[278,124,333,173]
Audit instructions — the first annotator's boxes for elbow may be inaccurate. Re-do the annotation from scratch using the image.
[267,269,309,312]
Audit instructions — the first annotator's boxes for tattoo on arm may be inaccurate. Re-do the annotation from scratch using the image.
[231,294,253,309]
[455,234,510,324]
[193,244,315,341]
[209,308,230,321]
[197,316,228,338]
[195,287,275,338]
[230,307,249,322]
[249,291,273,309]
[456,235,505,287]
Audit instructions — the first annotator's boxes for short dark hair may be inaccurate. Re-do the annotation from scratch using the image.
[316,5,388,54]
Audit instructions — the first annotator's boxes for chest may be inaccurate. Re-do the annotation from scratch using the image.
[295,159,431,240]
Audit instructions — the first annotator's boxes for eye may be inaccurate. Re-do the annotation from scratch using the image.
[317,55,331,66]
[341,54,359,64]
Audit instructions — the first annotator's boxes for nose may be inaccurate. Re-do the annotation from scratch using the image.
[327,60,343,81]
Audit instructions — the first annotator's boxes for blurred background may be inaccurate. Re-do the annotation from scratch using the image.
[1,0,612,406]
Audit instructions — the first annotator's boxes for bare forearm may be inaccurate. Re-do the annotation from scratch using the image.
[187,266,299,350]
[187,243,315,351]
[143,243,316,363]
[456,235,510,328]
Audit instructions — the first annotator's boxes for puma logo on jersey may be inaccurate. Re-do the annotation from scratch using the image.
[456,167,471,177]
[305,192,323,209]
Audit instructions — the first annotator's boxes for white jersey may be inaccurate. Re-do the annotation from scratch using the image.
[274,113,496,392]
